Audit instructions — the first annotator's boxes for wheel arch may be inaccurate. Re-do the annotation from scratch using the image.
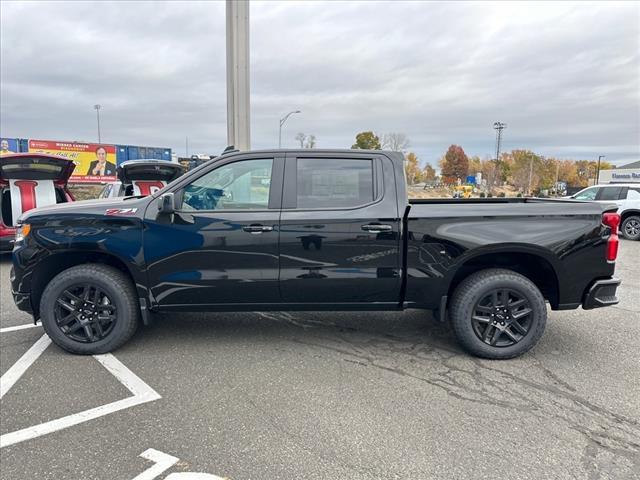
[447,249,560,309]
[620,209,640,222]
[30,250,140,317]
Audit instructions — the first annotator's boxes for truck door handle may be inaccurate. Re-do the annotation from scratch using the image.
[361,224,393,233]
[242,224,273,234]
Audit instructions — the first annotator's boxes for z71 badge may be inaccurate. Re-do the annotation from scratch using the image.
[105,208,137,216]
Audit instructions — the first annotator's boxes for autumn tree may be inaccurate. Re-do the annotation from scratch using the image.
[509,150,535,193]
[381,132,409,152]
[423,163,436,181]
[480,157,499,190]
[351,131,381,150]
[439,145,469,182]
[468,155,482,177]
[405,152,422,185]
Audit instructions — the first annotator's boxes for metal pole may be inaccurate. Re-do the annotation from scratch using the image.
[492,122,506,191]
[226,0,250,151]
[596,155,604,184]
[493,122,506,162]
[185,136,189,157]
[278,110,301,148]
[94,104,102,143]
[528,156,534,196]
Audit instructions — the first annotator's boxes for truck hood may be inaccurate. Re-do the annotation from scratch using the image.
[18,196,149,223]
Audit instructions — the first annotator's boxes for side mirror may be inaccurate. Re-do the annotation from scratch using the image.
[158,192,175,214]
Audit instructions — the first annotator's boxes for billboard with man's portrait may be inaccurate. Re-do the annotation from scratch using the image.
[27,139,117,183]
[0,138,19,155]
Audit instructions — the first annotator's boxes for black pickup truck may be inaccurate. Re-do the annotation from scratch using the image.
[11,149,621,359]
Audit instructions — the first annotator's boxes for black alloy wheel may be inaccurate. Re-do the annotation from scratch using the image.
[54,284,117,343]
[449,268,547,359]
[471,288,533,347]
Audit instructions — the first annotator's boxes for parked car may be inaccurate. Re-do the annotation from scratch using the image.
[570,184,640,240]
[11,149,621,359]
[1,153,75,251]
[98,160,185,199]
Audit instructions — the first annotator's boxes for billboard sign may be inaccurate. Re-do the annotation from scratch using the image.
[1,138,19,155]
[27,139,117,183]
[598,168,640,184]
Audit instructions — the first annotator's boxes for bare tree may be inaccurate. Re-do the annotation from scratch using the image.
[295,132,306,148]
[381,132,409,152]
[305,134,316,148]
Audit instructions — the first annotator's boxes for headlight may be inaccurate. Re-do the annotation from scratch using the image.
[15,224,31,243]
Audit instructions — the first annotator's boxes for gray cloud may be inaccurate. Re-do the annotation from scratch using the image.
[1,1,638,165]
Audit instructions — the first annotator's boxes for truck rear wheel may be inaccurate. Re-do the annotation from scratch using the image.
[449,269,547,359]
[621,215,640,240]
[40,264,139,354]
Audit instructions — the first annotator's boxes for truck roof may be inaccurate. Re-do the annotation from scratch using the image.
[218,148,403,158]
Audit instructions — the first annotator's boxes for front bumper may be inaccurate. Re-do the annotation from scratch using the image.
[582,278,621,310]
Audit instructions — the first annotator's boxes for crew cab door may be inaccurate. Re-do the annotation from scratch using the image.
[143,154,284,307]
[278,153,401,304]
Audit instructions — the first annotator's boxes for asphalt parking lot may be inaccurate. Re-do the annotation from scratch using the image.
[1,241,639,480]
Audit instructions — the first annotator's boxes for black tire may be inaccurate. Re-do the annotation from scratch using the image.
[621,215,640,241]
[40,264,139,354]
[449,268,547,359]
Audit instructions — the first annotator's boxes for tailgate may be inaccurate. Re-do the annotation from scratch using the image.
[0,154,75,182]
[117,161,184,196]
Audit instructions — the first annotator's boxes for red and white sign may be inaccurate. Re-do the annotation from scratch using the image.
[9,179,57,222]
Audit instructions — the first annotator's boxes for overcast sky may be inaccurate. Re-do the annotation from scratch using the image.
[1,1,638,166]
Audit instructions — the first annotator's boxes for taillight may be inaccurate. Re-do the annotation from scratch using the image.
[602,212,620,262]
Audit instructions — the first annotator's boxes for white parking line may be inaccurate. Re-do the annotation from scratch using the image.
[132,449,180,480]
[0,321,42,333]
[0,334,51,399]
[0,331,161,449]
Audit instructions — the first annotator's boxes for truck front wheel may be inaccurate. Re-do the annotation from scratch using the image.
[449,269,547,359]
[40,264,139,354]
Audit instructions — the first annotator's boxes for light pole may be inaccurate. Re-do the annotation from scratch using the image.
[596,155,605,184]
[493,121,507,163]
[93,104,102,143]
[492,121,506,192]
[279,110,301,148]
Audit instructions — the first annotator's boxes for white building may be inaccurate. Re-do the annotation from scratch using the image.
[599,161,640,184]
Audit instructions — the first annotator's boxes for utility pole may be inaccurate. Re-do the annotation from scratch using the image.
[226,0,250,151]
[94,104,102,143]
[596,155,605,184]
[492,122,506,191]
[555,160,560,197]
[528,155,534,196]
[185,136,189,157]
[493,122,507,163]
[279,110,301,148]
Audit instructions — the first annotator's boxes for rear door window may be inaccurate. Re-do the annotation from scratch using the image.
[597,187,623,201]
[295,158,374,209]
